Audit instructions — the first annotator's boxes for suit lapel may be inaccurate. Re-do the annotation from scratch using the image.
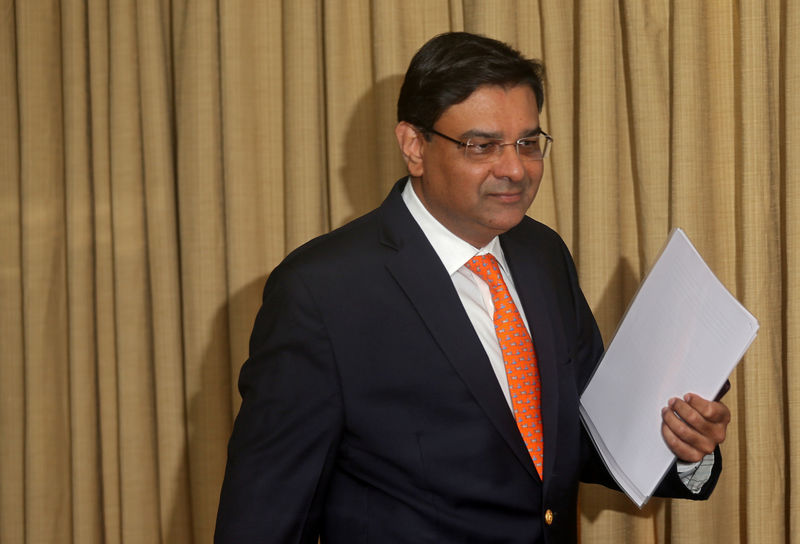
[377,182,539,481]
[501,228,564,484]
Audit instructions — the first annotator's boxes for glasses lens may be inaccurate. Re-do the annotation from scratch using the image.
[461,133,551,162]
[463,138,501,162]
[517,135,547,161]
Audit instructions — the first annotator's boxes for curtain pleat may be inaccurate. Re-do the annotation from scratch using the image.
[16,2,72,542]
[1,1,796,542]
[737,2,786,543]
[0,2,25,544]
[786,3,800,541]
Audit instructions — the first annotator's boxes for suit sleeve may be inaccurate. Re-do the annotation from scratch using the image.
[215,263,343,543]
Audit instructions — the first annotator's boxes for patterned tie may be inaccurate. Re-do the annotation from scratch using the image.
[465,254,544,478]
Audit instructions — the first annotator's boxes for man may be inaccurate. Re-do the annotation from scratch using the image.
[215,32,730,543]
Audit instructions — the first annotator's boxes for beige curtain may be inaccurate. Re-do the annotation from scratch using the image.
[1,1,795,542]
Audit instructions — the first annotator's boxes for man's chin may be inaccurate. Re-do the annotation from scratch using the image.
[483,213,528,238]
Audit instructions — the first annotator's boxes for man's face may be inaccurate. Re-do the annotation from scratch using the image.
[408,84,544,248]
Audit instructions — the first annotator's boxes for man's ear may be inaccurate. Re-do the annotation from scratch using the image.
[394,121,425,177]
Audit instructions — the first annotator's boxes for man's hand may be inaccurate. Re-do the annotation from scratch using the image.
[661,393,731,463]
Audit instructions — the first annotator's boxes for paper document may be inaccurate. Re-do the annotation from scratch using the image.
[579,228,758,507]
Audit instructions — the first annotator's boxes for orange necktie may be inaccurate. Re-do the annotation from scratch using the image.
[466,254,544,478]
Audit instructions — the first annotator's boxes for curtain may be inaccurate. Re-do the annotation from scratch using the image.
[0,1,795,542]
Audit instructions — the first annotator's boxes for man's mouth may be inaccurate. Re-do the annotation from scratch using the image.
[488,192,524,203]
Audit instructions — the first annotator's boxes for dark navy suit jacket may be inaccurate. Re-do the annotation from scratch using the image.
[215,179,720,543]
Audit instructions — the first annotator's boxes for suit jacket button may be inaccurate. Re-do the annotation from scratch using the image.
[544,509,554,525]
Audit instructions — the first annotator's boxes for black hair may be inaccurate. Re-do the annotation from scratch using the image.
[397,32,545,130]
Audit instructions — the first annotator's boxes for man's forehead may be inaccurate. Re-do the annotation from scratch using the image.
[435,84,541,137]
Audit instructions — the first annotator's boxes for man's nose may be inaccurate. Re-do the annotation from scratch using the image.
[490,144,526,181]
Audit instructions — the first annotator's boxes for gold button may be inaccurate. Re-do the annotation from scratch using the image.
[544,509,554,525]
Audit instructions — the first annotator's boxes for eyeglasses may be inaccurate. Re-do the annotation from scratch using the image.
[425,127,552,163]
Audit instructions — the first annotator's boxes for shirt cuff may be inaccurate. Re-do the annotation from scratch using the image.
[676,453,715,493]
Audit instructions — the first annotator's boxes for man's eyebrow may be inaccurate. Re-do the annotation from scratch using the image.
[520,127,543,138]
[459,127,542,140]
[459,129,503,140]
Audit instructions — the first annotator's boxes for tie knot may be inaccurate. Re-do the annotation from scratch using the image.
[465,254,502,287]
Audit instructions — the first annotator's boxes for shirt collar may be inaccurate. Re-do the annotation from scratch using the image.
[401,177,512,277]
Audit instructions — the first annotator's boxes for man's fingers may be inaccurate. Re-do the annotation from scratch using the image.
[661,415,706,463]
[661,393,731,463]
[682,393,731,424]
[662,399,724,456]
[678,395,731,448]
[662,403,716,455]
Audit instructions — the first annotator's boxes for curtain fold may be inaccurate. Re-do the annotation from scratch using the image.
[1,1,795,542]
[786,4,800,541]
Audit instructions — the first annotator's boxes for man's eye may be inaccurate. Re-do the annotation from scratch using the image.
[518,139,540,150]
[469,141,499,154]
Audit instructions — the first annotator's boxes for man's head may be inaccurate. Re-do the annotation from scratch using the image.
[395,32,549,248]
[397,32,545,130]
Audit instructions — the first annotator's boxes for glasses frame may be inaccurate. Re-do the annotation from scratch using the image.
[424,127,553,162]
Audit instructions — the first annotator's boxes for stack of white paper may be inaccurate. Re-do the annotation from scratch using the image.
[579,228,759,507]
